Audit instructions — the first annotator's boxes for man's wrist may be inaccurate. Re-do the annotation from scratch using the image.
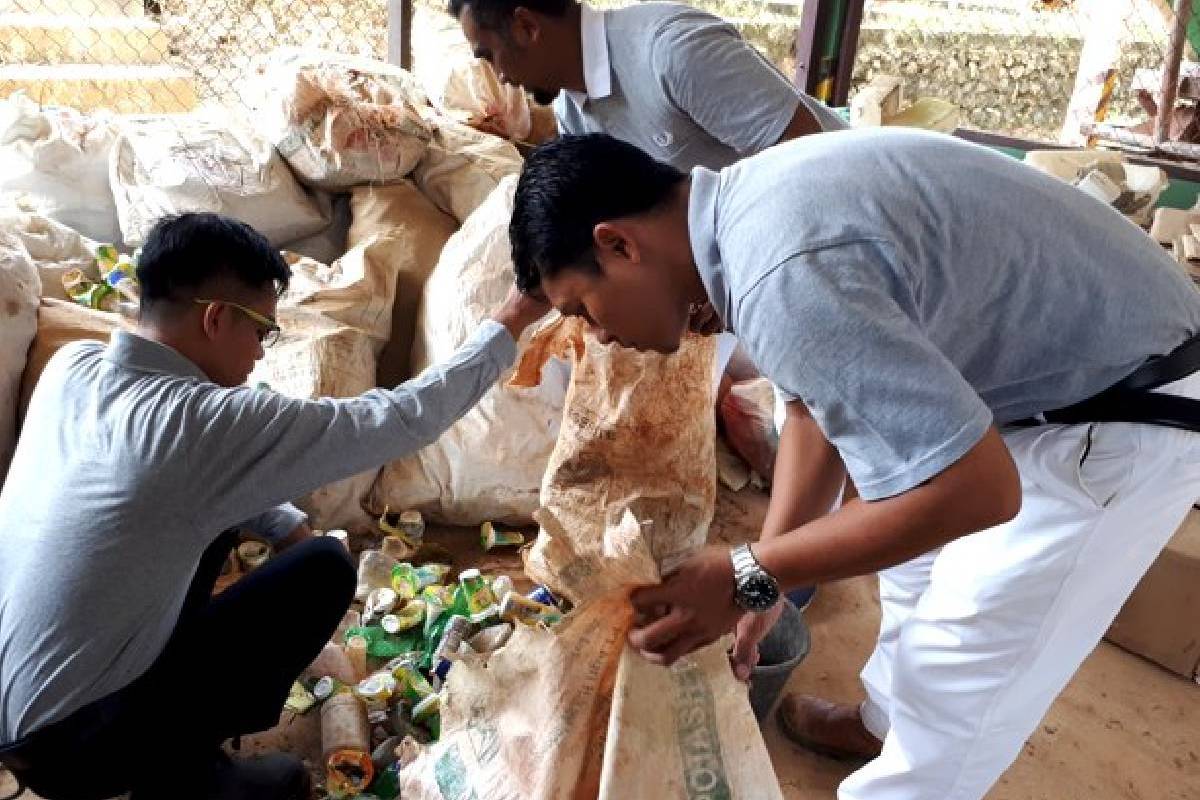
[731,543,782,612]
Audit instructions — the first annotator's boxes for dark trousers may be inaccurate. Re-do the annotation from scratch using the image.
[0,532,354,800]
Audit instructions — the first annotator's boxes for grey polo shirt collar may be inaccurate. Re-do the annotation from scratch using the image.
[687,167,733,331]
[564,3,612,108]
[104,330,208,382]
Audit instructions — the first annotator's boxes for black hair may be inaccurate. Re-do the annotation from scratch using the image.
[136,212,291,315]
[510,133,686,293]
[447,0,570,30]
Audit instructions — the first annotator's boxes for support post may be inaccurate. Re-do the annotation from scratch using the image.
[1156,0,1193,144]
[388,0,413,70]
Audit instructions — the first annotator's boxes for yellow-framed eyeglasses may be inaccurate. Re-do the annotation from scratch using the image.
[193,298,281,347]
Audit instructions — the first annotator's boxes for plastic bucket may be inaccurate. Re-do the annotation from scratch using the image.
[749,598,810,722]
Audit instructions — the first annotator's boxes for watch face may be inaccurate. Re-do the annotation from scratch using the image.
[737,574,779,612]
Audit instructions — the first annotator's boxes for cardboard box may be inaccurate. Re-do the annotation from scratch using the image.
[1106,508,1200,681]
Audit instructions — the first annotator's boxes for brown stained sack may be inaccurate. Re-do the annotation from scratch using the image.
[411,117,522,225]
[398,508,783,800]
[284,227,442,357]
[245,49,433,190]
[400,310,779,800]
[510,314,719,574]
[348,181,456,385]
[248,307,380,532]
[18,298,124,422]
[366,177,562,525]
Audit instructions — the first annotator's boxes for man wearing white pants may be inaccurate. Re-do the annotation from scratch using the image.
[848,385,1200,797]
[506,130,1200,798]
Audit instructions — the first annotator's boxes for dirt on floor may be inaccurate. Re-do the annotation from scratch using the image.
[3,485,1198,799]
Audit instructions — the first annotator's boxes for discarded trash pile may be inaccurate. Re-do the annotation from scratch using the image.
[258,509,553,799]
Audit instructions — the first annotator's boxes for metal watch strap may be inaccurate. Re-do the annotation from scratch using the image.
[731,543,759,577]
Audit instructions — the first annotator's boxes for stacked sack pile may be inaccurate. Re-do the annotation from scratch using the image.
[0,46,565,532]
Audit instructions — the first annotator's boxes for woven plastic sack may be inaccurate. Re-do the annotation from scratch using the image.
[109,111,328,247]
[244,49,433,190]
[0,94,121,244]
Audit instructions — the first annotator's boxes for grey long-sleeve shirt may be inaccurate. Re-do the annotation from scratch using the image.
[0,322,515,742]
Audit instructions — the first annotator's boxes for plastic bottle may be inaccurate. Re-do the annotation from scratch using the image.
[321,691,374,798]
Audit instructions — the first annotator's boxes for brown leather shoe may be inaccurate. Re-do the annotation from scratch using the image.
[777,694,883,763]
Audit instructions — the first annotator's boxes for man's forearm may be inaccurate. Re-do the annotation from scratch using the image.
[754,426,1021,590]
[760,401,847,540]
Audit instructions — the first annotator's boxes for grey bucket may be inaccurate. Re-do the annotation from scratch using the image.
[748,598,810,722]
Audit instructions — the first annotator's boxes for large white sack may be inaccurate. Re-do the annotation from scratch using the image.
[109,112,328,248]
[0,94,122,245]
[411,118,522,225]
[248,305,380,532]
[242,49,433,190]
[0,220,43,482]
[413,29,531,142]
[0,213,98,302]
[367,176,562,525]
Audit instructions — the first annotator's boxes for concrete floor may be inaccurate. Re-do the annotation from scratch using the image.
[4,486,1198,799]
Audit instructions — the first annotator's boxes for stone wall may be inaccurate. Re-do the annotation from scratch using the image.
[851,27,1162,141]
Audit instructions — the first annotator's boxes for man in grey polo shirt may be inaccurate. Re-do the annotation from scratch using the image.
[0,213,547,800]
[449,0,845,167]
[507,132,1200,799]
[450,0,840,606]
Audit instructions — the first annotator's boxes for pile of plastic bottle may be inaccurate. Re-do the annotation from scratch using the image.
[293,512,565,799]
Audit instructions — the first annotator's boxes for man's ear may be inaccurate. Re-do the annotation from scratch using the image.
[200,302,224,340]
[510,7,541,45]
[593,222,639,265]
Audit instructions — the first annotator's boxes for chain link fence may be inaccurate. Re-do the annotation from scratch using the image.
[0,0,391,114]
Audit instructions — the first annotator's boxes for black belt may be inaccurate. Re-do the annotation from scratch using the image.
[1015,331,1200,432]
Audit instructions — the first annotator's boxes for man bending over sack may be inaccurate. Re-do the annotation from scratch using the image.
[507,132,1200,800]
[0,212,547,800]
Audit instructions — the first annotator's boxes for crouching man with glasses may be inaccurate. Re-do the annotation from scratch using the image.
[0,212,549,800]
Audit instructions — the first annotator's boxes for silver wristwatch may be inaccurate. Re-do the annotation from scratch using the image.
[730,544,781,613]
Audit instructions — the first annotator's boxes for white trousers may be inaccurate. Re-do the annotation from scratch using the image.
[840,374,1200,800]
